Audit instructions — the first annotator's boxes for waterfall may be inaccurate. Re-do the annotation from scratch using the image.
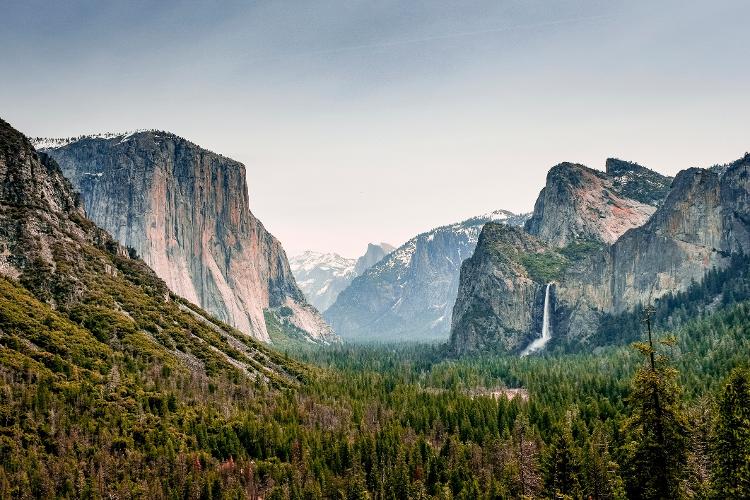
[520,283,552,357]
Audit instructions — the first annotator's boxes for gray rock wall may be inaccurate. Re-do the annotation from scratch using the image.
[451,156,750,354]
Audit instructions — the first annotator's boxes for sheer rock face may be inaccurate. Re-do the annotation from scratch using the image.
[325,211,530,342]
[608,157,750,313]
[2,118,309,383]
[353,243,394,276]
[525,161,672,248]
[449,224,549,354]
[39,132,335,343]
[451,156,750,354]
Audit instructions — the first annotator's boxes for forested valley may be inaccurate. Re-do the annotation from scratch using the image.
[2,283,749,499]
[2,113,750,500]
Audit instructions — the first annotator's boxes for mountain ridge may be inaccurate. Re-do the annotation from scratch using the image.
[450,155,750,354]
[524,160,671,248]
[290,242,394,312]
[325,210,530,342]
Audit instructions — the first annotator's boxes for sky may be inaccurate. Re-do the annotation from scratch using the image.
[1,0,749,257]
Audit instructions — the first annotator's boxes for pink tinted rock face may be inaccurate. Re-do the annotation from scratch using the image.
[525,163,657,248]
[41,132,336,344]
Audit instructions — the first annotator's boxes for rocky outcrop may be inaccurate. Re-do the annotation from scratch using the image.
[525,161,671,247]
[37,132,336,344]
[449,224,551,354]
[325,210,530,342]
[0,120,110,295]
[608,157,750,312]
[354,243,394,275]
[290,243,393,312]
[451,156,750,354]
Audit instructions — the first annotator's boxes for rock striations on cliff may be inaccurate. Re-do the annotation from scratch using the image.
[608,156,750,313]
[451,155,750,355]
[325,210,530,342]
[35,131,336,344]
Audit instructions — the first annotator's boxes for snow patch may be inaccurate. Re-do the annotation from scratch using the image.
[31,129,156,150]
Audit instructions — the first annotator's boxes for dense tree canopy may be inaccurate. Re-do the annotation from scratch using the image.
[1,279,750,497]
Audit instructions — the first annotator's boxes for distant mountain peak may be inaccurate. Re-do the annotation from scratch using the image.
[525,159,671,247]
[354,242,394,276]
[324,210,530,342]
[290,242,394,313]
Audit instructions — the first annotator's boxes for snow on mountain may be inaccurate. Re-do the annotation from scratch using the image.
[30,130,156,150]
[290,243,394,312]
[324,210,531,343]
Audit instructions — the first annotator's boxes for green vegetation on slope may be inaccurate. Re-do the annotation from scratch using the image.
[2,118,749,498]
[265,309,317,351]
[2,274,750,498]
[520,251,569,283]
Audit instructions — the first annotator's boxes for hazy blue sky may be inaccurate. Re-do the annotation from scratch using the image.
[2,0,749,256]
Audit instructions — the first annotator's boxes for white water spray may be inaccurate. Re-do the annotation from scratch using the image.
[521,283,552,357]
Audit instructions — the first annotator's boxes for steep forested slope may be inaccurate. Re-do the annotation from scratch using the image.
[0,118,310,496]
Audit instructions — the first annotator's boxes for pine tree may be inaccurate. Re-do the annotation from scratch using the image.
[582,423,626,500]
[511,415,542,499]
[711,367,750,498]
[623,310,690,500]
[544,412,582,499]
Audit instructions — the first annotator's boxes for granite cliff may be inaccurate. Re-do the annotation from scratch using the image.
[36,132,336,344]
[449,224,552,354]
[354,243,395,275]
[524,160,672,247]
[451,156,750,354]
[0,117,304,381]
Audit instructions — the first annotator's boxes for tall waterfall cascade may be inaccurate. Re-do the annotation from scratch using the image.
[520,283,553,357]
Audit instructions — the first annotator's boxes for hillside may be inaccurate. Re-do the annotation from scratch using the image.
[0,117,321,496]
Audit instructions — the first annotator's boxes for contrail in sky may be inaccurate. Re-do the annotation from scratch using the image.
[248,13,616,64]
